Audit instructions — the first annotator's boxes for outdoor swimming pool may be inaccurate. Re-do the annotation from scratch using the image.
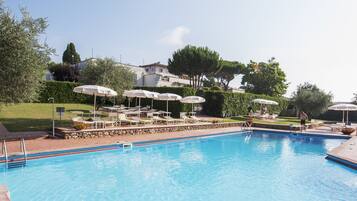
[1,131,356,201]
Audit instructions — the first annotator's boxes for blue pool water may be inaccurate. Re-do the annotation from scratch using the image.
[1,131,356,201]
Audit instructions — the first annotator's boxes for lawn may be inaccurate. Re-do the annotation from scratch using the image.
[0,103,92,132]
[229,116,308,125]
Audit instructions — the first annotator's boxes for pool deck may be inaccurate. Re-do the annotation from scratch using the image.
[1,126,356,169]
[327,136,357,169]
[3,126,245,153]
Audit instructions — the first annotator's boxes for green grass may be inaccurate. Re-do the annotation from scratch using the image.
[0,103,92,132]
[229,116,308,125]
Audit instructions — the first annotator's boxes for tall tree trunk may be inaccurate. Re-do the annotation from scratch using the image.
[193,76,196,89]
[197,75,201,89]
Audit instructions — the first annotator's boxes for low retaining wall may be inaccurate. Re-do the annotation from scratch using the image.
[57,122,243,139]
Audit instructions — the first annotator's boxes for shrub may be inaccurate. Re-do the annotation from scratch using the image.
[202,91,289,117]
[38,81,91,103]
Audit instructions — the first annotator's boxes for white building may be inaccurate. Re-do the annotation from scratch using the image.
[76,59,190,87]
[133,62,189,87]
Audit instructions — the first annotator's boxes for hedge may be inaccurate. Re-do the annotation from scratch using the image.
[319,110,357,123]
[38,81,91,103]
[38,81,288,118]
[134,86,196,117]
[201,91,289,117]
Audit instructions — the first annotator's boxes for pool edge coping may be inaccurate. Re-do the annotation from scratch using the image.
[0,128,352,164]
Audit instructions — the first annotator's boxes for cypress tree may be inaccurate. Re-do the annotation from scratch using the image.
[62,42,81,64]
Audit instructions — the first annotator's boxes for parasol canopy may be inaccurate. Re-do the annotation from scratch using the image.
[73,85,117,118]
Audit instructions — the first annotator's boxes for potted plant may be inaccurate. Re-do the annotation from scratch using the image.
[74,123,88,130]
[341,127,355,135]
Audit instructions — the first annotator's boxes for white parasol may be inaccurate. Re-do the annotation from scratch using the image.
[252,99,278,105]
[155,93,182,113]
[180,96,206,114]
[73,85,117,118]
[328,103,357,123]
[122,89,153,110]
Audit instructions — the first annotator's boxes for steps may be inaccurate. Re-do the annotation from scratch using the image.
[1,139,27,169]
[7,160,26,169]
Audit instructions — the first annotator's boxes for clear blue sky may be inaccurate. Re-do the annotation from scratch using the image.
[5,0,357,101]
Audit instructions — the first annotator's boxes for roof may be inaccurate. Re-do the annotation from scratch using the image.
[140,62,168,68]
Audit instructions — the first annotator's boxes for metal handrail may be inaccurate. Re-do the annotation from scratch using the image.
[242,121,253,132]
[2,140,8,164]
[21,138,27,163]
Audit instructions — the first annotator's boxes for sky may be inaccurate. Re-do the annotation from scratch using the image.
[4,0,357,102]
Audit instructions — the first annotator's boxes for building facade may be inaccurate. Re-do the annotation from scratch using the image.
[72,59,189,87]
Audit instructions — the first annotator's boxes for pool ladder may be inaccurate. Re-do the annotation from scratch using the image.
[242,122,253,132]
[2,139,28,169]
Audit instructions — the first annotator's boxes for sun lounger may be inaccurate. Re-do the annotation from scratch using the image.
[152,116,175,124]
[163,116,184,124]
[189,115,202,122]
[180,112,196,123]
[130,117,153,125]
[326,123,345,132]
[117,114,139,125]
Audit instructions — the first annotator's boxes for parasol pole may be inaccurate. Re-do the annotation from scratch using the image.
[139,97,141,116]
[166,100,169,114]
[93,94,96,119]
[342,110,345,123]
[347,110,349,124]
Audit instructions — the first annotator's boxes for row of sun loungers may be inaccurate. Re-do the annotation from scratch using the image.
[252,113,278,119]
[72,112,202,129]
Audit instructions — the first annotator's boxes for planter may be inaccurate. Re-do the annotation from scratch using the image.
[341,127,355,135]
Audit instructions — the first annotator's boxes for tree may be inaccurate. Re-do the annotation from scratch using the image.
[62,42,81,64]
[241,58,288,96]
[215,60,245,91]
[0,3,53,104]
[79,58,135,102]
[48,62,80,82]
[168,45,221,89]
[202,76,219,88]
[292,83,333,118]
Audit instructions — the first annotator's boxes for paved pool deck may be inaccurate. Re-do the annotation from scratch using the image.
[327,136,357,169]
[3,126,245,153]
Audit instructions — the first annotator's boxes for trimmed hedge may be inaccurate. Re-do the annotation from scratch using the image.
[38,81,288,118]
[134,86,196,117]
[38,81,91,103]
[319,110,357,123]
[201,91,289,117]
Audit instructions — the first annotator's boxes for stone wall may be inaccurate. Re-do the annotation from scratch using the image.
[57,122,243,139]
